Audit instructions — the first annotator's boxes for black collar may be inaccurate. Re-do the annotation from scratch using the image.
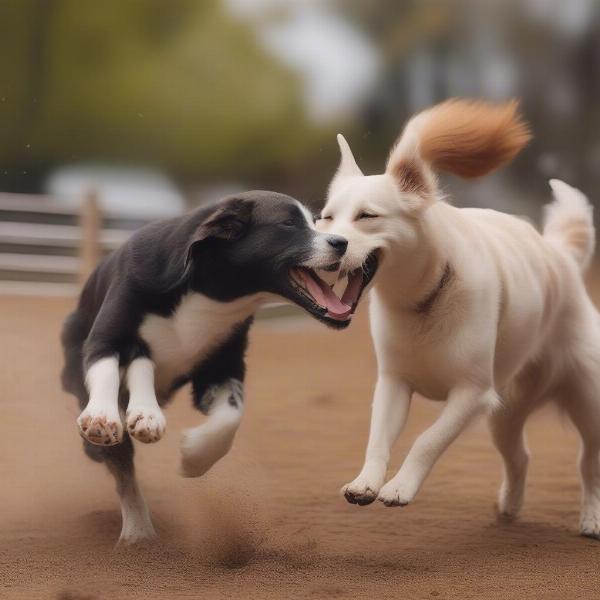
[414,262,453,315]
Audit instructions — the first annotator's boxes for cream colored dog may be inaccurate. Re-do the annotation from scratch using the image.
[317,98,600,538]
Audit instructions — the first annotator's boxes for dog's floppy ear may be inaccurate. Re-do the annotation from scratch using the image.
[185,197,253,266]
[129,197,254,292]
[193,198,252,243]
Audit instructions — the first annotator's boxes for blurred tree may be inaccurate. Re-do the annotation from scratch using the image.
[338,0,600,208]
[0,0,322,190]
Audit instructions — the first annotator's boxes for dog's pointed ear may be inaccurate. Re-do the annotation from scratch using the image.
[185,198,253,267]
[336,134,363,177]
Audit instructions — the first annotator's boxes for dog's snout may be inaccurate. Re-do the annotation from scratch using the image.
[327,235,348,255]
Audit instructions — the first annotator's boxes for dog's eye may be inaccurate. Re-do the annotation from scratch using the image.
[318,215,332,221]
[357,212,378,220]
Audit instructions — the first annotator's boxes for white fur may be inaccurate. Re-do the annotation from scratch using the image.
[139,292,261,398]
[321,134,600,537]
[116,477,157,545]
[78,356,158,544]
[125,358,166,443]
[296,199,316,228]
[78,356,123,446]
[180,379,244,477]
[342,377,412,504]
[545,178,595,271]
[294,198,345,270]
[137,293,260,476]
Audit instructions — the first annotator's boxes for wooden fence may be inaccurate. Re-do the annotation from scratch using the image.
[0,191,141,295]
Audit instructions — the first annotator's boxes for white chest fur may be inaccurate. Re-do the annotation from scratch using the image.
[138,293,261,396]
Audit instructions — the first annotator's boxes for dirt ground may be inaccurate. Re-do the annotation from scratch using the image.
[2,294,600,600]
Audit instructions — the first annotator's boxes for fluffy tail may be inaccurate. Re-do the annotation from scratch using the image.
[386,98,531,199]
[544,179,595,272]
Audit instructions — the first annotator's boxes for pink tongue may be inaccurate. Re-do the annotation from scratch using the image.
[300,270,351,317]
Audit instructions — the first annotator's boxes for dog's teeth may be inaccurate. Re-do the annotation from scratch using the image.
[317,268,338,288]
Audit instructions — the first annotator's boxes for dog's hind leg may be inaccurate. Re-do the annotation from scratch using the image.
[180,321,250,478]
[74,378,156,544]
[84,437,156,545]
[78,383,156,544]
[180,378,244,478]
[489,404,532,519]
[63,311,155,544]
[488,365,550,519]
[558,364,600,539]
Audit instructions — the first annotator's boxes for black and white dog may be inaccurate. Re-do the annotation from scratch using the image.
[61,191,364,545]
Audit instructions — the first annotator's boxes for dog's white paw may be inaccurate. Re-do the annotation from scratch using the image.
[179,424,236,478]
[496,480,525,520]
[117,530,157,547]
[342,474,383,506]
[377,478,415,507]
[117,508,157,546]
[580,505,600,540]
[126,406,166,444]
[78,409,123,446]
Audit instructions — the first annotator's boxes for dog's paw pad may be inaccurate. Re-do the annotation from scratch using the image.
[78,410,123,446]
[341,481,379,506]
[126,407,166,443]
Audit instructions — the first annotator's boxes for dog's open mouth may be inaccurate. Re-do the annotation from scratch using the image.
[289,251,379,324]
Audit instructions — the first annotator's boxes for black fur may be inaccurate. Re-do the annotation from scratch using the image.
[190,319,251,413]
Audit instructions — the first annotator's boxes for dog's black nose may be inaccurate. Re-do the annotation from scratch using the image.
[328,236,348,255]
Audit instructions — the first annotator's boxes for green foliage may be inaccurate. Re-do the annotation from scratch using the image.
[0,0,319,179]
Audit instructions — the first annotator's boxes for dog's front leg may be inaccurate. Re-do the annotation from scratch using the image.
[377,385,494,507]
[125,357,166,443]
[77,287,142,446]
[342,377,412,505]
[78,355,123,445]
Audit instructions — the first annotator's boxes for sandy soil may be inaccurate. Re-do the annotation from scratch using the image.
[2,294,600,600]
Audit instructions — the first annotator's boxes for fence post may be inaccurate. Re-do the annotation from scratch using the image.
[79,188,101,284]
